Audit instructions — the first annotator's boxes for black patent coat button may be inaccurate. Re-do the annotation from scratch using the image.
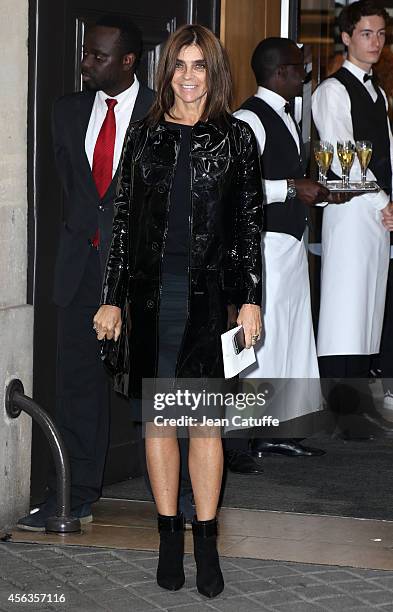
[98,203,104,211]
[146,299,155,309]
[157,185,165,193]
[152,242,159,252]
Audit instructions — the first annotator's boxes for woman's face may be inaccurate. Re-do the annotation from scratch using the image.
[171,44,207,105]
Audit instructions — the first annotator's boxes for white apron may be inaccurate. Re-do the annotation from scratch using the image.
[317,197,390,357]
[241,232,321,424]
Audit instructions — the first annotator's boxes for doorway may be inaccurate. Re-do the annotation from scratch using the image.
[28,0,220,503]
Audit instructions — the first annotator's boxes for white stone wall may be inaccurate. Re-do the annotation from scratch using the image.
[0,1,33,529]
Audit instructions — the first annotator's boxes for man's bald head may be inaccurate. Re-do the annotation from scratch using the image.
[251,37,300,86]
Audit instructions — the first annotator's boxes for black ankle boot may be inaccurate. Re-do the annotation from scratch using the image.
[157,513,185,591]
[192,517,224,598]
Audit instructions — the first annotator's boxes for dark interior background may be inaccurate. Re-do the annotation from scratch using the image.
[28,0,220,504]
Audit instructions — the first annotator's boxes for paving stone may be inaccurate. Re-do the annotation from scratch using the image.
[141,589,201,608]
[249,565,302,579]
[129,558,161,571]
[57,606,107,612]
[309,570,360,583]
[0,607,58,612]
[222,568,269,582]
[70,575,116,590]
[164,605,216,612]
[229,578,275,595]
[205,595,270,611]
[358,608,391,612]
[102,602,159,612]
[108,569,156,586]
[84,587,140,603]
[334,579,385,593]
[254,589,305,606]
[0,559,34,570]
[369,576,393,589]
[227,558,280,569]
[269,574,322,588]
[73,552,119,564]
[292,584,345,599]
[111,550,157,563]
[318,595,372,611]
[214,558,245,571]
[84,560,129,573]
[347,568,392,579]
[273,602,326,612]
[289,563,337,573]
[360,591,393,605]
[33,557,76,569]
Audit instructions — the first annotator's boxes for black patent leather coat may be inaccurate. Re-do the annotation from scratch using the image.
[101,115,263,397]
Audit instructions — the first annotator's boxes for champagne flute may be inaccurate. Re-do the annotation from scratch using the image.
[337,140,355,188]
[314,141,333,185]
[356,140,373,187]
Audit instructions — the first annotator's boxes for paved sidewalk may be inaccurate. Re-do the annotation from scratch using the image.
[1,542,393,612]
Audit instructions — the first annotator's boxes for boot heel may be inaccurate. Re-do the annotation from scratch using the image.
[157,513,185,591]
[192,517,224,598]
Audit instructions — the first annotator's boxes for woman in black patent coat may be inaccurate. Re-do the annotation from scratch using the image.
[94,24,263,599]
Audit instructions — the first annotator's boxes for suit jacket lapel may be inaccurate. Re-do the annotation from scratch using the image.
[105,87,143,199]
[76,91,100,198]
[104,86,153,201]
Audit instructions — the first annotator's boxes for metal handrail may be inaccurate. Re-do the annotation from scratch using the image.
[5,379,81,534]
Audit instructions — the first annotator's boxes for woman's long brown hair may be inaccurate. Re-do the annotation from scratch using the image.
[146,24,233,125]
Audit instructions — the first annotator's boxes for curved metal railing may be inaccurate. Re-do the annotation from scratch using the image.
[5,379,81,534]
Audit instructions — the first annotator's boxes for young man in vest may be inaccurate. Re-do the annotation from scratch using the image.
[226,38,339,474]
[312,1,393,431]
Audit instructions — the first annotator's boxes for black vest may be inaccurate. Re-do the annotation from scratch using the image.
[330,67,392,197]
[239,96,308,241]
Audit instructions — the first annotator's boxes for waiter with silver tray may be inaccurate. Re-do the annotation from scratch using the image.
[312,0,393,400]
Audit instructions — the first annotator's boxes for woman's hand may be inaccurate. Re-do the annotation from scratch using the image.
[237,304,262,349]
[93,305,122,341]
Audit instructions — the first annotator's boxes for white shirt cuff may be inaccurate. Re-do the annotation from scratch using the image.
[264,179,288,204]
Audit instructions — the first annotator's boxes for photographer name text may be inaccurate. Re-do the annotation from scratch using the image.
[153,415,279,427]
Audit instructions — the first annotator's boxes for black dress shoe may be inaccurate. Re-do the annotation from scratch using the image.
[17,499,93,532]
[250,438,326,457]
[226,449,263,474]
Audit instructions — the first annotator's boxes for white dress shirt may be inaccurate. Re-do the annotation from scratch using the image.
[238,90,321,405]
[312,59,391,356]
[234,87,300,204]
[312,59,393,210]
[85,76,140,177]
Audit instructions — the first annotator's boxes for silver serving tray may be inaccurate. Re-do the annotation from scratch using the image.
[326,180,380,194]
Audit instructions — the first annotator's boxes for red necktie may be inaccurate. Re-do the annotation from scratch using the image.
[91,98,118,248]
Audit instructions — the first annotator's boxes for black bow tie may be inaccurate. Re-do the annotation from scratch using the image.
[363,73,373,83]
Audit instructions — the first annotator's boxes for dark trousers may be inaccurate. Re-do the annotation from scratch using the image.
[318,355,371,379]
[54,249,110,507]
[379,260,393,392]
[318,354,373,436]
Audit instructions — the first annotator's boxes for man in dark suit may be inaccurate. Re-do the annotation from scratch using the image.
[18,14,154,530]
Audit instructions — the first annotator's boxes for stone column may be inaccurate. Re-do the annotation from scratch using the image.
[0,1,33,530]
